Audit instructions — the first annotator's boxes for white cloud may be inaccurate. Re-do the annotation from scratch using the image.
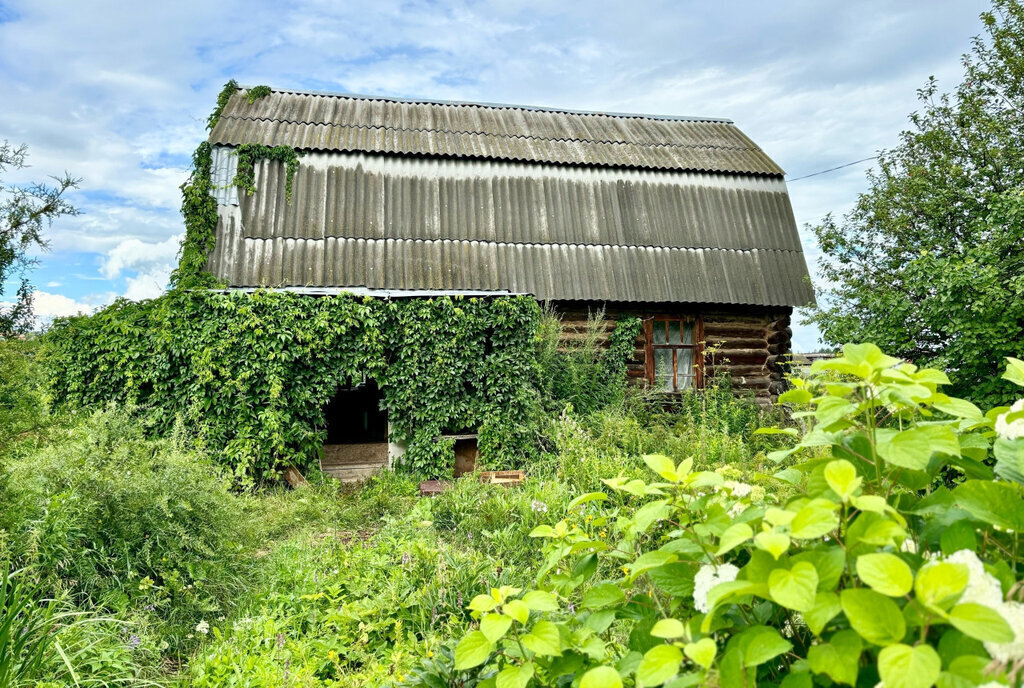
[29,291,95,320]
[123,268,172,301]
[101,234,182,280]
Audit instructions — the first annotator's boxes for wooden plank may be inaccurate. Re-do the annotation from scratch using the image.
[321,443,388,482]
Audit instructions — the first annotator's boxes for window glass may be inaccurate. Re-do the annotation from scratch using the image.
[653,321,667,344]
[668,321,681,344]
[650,318,698,393]
[654,348,674,391]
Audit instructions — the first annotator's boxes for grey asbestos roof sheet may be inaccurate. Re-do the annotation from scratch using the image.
[210,87,784,175]
[204,86,814,307]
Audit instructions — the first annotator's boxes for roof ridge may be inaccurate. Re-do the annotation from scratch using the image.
[216,114,763,154]
[234,84,734,124]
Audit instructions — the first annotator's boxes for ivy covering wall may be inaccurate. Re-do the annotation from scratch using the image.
[46,290,543,480]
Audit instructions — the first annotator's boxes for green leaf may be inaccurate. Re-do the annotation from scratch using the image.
[503,599,529,624]
[469,594,498,612]
[840,588,906,646]
[824,459,861,501]
[637,645,683,687]
[877,643,941,688]
[953,480,1024,531]
[790,502,840,539]
[914,562,969,610]
[580,666,623,688]
[805,592,842,636]
[716,523,753,556]
[568,492,610,510]
[754,532,791,560]
[522,590,559,612]
[738,625,792,667]
[683,638,716,669]
[496,662,535,688]
[948,603,1015,642]
[629,551,678,577]
[807,629,862,686]
[521,620,561,656]
[878,425,959,470]
[643,454,678,481]
[856,553,914,597]
[1003,357,1024,387]
[481,613,513,642]
[768,561,818,612]
[650,618,686,639]
[583,583,626,609]
[454,631,494,670]
[940,520,978,556]
[529,525,556,538]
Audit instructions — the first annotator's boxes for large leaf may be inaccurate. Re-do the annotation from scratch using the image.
[805,592,842,636]
[807,629,862,686]
[580,666,623,688]
[683,638,716,669]
[878,425,959,470]
[583,583,625,609]
[454,631,494,670]
[948,603,1015,642]
[840,589,906,646]
[716,523,753,556]
[521,620,561,656]
[768,561,818,612]
[481,613,512,643]
[915,562,968,611]
[856,553,914,597]
[636,645,682,687]
[953,480,1024,531]
[496,662,535,688]
[878,644,941,688]
[737,626,792,667]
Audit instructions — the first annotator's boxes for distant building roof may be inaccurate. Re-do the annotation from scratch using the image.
[205,85,815,307]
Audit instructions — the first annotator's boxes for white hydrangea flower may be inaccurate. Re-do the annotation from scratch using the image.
[693,563,739,613]
[985,600,1024,662]
[195,619,210,635]
[728,502,746,518]
[722,480,753,498]
[995,399,1024,440]
[946,550,1005,609]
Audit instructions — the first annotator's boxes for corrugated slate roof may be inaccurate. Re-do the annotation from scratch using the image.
[205,86,814,307]
[210,87,784,175]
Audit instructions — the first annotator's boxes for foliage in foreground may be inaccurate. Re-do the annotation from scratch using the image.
[438,346,1024,688]
[806,0,1024,406]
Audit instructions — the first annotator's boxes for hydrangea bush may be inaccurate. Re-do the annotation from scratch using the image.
[436,345,1024,688]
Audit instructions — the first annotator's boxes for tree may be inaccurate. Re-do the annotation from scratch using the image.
[806,0,1024,405]
[0,141,79,335]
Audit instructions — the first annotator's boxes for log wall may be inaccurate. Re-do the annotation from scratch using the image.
[550,302,793,403]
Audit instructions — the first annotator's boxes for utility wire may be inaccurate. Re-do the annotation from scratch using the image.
[786,156,879,183]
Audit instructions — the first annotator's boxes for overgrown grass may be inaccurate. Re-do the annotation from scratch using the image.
[0,335,781,685]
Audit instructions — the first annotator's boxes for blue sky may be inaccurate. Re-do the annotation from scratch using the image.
[0,0,991,350]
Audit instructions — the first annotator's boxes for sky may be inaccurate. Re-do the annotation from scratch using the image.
[0,0,992,351]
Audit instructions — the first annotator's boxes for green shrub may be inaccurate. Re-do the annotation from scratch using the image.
[0,338,48,453]
[1,409,254,651]
[436,345,1024,688]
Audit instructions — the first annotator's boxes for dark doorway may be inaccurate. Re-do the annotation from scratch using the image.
[323,381,388,444]
[320,381,389,481]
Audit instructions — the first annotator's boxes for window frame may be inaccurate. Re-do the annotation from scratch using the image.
[644,315,704,392]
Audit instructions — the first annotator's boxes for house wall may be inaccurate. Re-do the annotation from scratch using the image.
[550,302,793,403]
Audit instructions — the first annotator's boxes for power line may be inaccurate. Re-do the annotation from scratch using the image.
[786,156,879,183]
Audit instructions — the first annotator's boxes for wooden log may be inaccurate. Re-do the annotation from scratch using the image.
[705,336,766,349]
[282,465,309,488]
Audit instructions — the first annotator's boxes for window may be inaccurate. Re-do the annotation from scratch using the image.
[645,317,702,392]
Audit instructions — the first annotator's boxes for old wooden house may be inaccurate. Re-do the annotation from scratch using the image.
[202,85,814,478]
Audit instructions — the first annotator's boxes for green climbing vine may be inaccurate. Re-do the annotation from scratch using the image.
[245,84,272,103]
[45,291,545,481]
[172,81,300,288]
[232,143,301,202]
